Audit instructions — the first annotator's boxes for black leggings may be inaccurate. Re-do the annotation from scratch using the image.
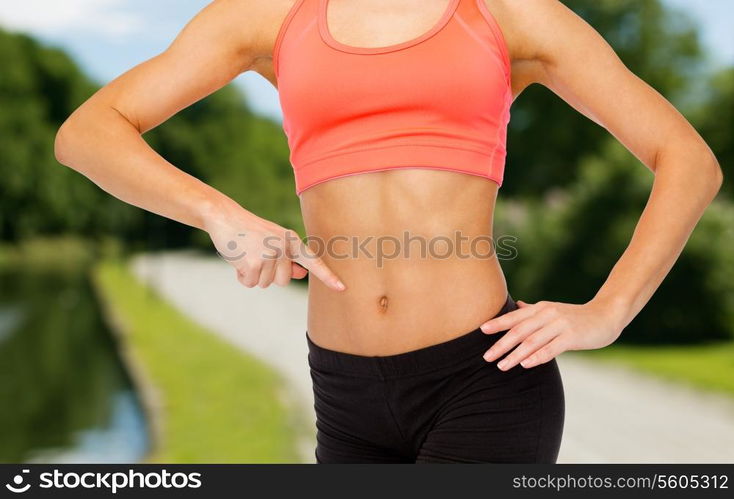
[306,295,565,463]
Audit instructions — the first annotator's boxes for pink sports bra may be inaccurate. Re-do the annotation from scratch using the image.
[273,0,512,195]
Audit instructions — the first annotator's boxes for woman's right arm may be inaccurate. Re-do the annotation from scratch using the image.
[54,0,345,291]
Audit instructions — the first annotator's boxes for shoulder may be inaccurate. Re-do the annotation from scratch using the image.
[249,0,304,59]
[481,0,607,92]
[192,0,299,60]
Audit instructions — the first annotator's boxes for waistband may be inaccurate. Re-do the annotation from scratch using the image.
[306,294,517,379]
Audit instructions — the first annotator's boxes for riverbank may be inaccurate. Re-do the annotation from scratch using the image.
[0,238,148,463]
[92,259,304,463]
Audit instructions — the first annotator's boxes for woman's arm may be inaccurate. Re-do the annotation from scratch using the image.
[479,0,723,369]
[55,0,345,291]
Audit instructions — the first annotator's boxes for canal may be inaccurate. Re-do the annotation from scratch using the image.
[0,263,148,463]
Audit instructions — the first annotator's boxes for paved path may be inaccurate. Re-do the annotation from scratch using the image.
[132,252,734,463]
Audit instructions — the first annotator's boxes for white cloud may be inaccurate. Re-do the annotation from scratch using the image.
[0,0,144,38]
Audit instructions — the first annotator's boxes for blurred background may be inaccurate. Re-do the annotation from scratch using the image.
[0,0,732,464]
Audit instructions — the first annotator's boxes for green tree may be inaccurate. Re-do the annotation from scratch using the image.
[0,28,302,247]
[497,139,734,343]
[694,66,733,196]
[503,0,705,196]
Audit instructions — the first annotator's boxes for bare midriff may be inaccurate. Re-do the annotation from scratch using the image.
[300,168,508,356]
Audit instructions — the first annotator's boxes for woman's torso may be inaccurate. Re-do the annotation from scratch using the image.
[260,0,513,355]
[301,170,507,355]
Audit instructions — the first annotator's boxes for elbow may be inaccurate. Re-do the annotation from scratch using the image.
[54,119,77,167]
[670,140,724,201]
[705,153,724,200]
[54,104,95,167]
[712,159,724,195]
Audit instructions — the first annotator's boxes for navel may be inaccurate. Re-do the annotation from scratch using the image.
[378,295,389,312]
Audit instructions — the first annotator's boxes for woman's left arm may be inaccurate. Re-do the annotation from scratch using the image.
[480,0,723,370]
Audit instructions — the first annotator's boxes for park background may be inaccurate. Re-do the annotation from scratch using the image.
[0,0,732,463]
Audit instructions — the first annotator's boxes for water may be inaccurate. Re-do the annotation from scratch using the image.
[0,265,149,463]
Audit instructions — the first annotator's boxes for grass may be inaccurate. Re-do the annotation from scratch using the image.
[572,340,734,397]
[92,259,302,463]
[0,235,96,271]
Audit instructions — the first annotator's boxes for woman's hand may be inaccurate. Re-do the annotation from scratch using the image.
[479,299,626,370]
[204,204,346,291]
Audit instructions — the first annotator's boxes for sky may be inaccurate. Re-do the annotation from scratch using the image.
[1,0,732,123]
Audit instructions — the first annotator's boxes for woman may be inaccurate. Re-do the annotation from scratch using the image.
[54,0,722,463]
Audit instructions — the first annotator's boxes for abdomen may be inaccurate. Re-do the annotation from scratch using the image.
[300,168,508,355]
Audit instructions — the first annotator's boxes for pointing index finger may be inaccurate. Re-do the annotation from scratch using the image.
[292,239,345,291]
